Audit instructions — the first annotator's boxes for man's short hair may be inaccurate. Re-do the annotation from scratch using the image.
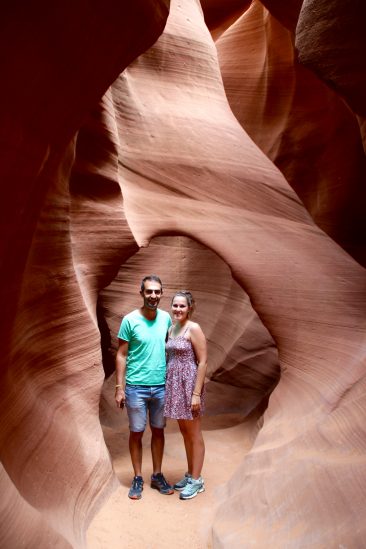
[140,274,163,292]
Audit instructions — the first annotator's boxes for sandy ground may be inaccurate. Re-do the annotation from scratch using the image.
[87,411,259,548]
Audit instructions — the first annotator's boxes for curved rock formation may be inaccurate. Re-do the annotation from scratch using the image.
[100,0,366,545]
[200,0,252,38]
[98,236,280,421]
[0,2,169,547]
[216,0,366,266]
[1,0,366,547]
[296,0,366,118]
[259,0,303,31]
[296,0,366,160]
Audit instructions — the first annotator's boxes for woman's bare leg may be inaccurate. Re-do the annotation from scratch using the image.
[178,418,205,479]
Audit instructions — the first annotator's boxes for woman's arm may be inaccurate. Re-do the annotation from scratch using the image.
[189,322,207,412]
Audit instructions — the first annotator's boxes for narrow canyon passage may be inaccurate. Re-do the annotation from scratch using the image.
[2,0,366,546]
[89,235,279,546]
[87,406,262,548]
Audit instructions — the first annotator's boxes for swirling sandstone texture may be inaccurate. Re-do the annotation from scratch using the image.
[296,0,366,160]
[0,1,169,547]
[216,0,366,266]
[1,0,366,548]
[98,236,280,421]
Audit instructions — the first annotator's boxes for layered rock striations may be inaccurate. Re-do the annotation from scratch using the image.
[216,0,366,266]
[0,2,169,547]
[98,236,280,421]
[1,0,366,547]
[101,2,366,544]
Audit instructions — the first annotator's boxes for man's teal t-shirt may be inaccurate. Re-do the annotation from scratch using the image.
[118,309,172,386]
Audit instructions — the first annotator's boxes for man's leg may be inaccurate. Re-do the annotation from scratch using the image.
[125,385,149,472]
[125,385,148,499]
[129,430,144,476]
[149,386,174,495]
[150,426,164,474]
[149,385,167,473]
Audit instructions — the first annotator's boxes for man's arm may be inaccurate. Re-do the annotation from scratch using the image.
[115,339,129,408]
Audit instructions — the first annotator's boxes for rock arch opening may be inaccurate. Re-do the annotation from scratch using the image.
[89,234,280,545]
[97,234,280,463]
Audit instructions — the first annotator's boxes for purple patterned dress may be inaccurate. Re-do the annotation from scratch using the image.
[164,334,205,420]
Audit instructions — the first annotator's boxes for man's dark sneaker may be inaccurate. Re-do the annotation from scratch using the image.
[128,476,144,499]
[150,473,174,495]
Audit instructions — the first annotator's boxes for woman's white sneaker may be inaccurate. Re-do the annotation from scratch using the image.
[174,472,192,491]
[179,477,205,500]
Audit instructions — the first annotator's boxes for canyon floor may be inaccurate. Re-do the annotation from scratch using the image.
[87,410,260,548]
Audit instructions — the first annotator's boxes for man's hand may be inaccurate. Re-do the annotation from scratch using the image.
[115,388,126,409]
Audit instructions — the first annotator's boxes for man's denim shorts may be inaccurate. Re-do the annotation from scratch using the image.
[125,384,166,432]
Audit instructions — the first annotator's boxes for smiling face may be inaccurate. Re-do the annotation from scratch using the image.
[171,295,190,323]
[141,280,162,311]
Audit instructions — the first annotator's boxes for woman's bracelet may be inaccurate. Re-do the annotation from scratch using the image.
[115,384,123,388]
[193,392,201,397]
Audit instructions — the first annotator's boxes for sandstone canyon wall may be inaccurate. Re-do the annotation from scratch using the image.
[0,2,170,547]
[1,0,366,547]
[216,0,366,266]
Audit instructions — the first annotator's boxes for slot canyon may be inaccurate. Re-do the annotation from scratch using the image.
[1,0,366,547]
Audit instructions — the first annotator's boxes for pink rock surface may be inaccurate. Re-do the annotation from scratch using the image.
[98,236,280,422]
[216,0,366,265]
[1,0,366,547]
[100,1,366,543]
[0,2,169,546]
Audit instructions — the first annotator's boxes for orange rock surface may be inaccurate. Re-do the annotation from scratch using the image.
[1,0,365,547]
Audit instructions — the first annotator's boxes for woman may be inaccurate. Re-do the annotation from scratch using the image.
[164,290,207,500]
